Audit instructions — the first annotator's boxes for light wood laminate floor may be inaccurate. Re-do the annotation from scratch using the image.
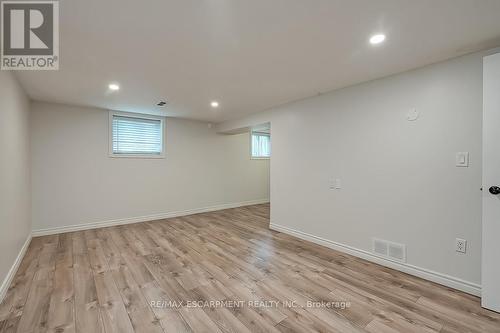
[1,204,499,332]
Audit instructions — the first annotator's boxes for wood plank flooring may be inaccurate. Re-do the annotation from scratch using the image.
[1,204,499,332]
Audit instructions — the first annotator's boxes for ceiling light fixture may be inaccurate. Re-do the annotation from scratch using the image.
[211,101,219,108]
[369,34,386,45]
[108,83,120,91]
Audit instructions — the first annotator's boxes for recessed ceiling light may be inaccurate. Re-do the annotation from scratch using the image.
[211,101,219,108]
[108,83,120,91]
[369,34,386,45]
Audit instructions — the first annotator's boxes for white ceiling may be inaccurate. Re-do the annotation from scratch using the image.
[16,0,500,123]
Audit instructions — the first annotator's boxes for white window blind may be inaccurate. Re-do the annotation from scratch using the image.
[111,115,163,156]
[251,132,271,158]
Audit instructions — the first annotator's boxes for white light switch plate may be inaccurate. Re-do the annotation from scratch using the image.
[456,152,469,167]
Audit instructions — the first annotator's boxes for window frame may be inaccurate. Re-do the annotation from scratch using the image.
[108,111,166,159]
[250,130,271,160]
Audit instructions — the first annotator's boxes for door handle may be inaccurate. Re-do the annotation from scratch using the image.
[489,186,500,195]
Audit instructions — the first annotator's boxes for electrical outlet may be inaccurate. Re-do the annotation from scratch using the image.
[329,178,342,190]
[456,238,467,253]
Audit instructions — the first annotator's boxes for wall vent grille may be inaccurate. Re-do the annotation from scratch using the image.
[372,238,406,262]
[373,239,388,256]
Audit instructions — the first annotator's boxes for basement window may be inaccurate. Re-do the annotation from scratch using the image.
[251,131,271,159]
[109,112,165,158]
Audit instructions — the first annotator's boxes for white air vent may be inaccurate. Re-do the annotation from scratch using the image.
[388,243,406,261]
[373,239,388,256]
[372,238,406,262]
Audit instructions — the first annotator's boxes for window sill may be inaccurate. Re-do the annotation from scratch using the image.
[251,156,270,160]
[109,153,165,159]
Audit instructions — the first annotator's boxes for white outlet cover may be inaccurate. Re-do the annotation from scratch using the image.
[407,108,419,121]
[329,178,342,190]
[456,238,467,253]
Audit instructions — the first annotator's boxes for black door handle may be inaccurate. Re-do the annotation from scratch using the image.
[489,186,500,195]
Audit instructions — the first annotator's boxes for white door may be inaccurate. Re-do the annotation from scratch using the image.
[482,52,500,312]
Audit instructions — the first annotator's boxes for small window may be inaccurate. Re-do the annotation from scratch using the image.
[110,112,164,158]
[251,131,271,158]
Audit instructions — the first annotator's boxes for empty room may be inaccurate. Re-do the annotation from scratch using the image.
[1,1,500,332]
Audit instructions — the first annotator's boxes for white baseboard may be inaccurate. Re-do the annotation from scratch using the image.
[270,223,481,296]
[0,233,32,303]
[32,199,270,237]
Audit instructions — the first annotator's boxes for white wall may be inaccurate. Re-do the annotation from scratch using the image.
[31,102,269,232]
[0,71,32,295]
[218,49,500,291]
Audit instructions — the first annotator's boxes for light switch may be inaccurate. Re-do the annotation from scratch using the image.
[456,152,469,167]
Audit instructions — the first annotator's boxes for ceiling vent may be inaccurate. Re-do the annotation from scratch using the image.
[372,238,406,262]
